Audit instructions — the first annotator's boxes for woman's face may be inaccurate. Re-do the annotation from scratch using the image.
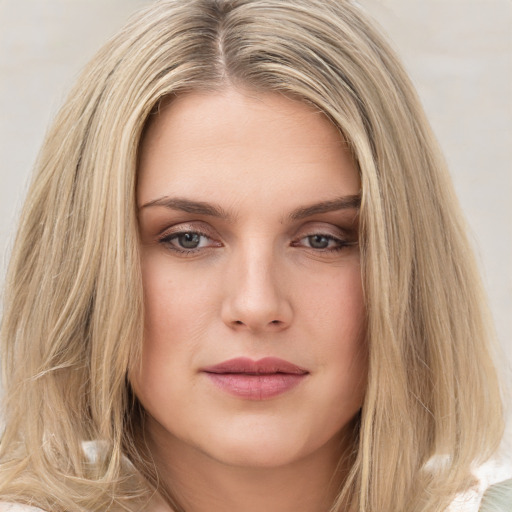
[133,88,367,470]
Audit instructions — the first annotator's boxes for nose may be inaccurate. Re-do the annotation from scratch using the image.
[221,245,293,333]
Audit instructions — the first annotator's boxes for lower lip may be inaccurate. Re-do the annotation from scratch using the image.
[204,373,307,400]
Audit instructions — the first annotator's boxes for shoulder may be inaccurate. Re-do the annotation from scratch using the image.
[479,477,512,512]
[0,505,44,512]
[448,458,512,512]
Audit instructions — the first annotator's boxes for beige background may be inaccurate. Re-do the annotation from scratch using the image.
[0,0,511,456]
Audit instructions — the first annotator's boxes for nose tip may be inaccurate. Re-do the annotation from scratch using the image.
[221,264,293,333]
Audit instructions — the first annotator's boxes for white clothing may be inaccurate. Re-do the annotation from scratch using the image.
[448,458,512,512]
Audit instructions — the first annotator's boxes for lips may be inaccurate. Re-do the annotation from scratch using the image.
[201,357,309,400]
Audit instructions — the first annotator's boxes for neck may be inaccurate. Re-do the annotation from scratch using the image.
[145,419,355,512]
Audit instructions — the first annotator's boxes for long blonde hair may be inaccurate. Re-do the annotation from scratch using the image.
[0,1,504,511]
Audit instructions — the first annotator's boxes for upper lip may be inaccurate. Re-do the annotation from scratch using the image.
[202,357,309,375]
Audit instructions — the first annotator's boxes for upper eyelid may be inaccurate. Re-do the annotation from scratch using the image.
[294,224,354,238]
[294,231,342,242]
[158,222,217,238]
[160,231,212,242]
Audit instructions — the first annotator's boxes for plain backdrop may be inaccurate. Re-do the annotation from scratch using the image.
[0,0,511,456]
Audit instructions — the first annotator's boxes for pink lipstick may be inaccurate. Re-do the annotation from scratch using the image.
[201,357,309,400]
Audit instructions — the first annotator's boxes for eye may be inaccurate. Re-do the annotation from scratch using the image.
[305,234,335,250]
[159,228,222,254]
[291,231,355,253]
[174,232,203,249]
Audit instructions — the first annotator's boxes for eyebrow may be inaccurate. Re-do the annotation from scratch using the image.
[139,194,361,220]
[139,196,231,218]
[288,194,361,220]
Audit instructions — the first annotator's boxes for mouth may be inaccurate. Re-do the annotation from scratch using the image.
[201,357,309,400]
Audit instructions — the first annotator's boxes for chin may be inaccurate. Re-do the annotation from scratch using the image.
[197,422,339,470]
[207,441,309,469]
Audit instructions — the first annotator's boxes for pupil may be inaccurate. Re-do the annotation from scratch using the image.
[179,232,200,249]
[309,235,329,249]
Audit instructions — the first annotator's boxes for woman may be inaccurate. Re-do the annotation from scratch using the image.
[0,0,509,511]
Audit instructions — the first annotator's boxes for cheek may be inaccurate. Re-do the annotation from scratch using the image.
[130,254,218,395]
[332,264,366,367]
[302,262,367,396]
[303,260,365,343]
[141,252,220,341]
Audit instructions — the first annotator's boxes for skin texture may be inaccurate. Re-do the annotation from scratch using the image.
[133,88,367,512]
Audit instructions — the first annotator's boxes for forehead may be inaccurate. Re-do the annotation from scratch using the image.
[137,88,359,211]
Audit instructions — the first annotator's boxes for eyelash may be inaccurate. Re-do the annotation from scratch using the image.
[158,229,220,255]
[292,233,353,252]
[158,228,354,256]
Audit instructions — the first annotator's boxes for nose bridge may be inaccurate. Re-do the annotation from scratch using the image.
[221,237,292,331]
